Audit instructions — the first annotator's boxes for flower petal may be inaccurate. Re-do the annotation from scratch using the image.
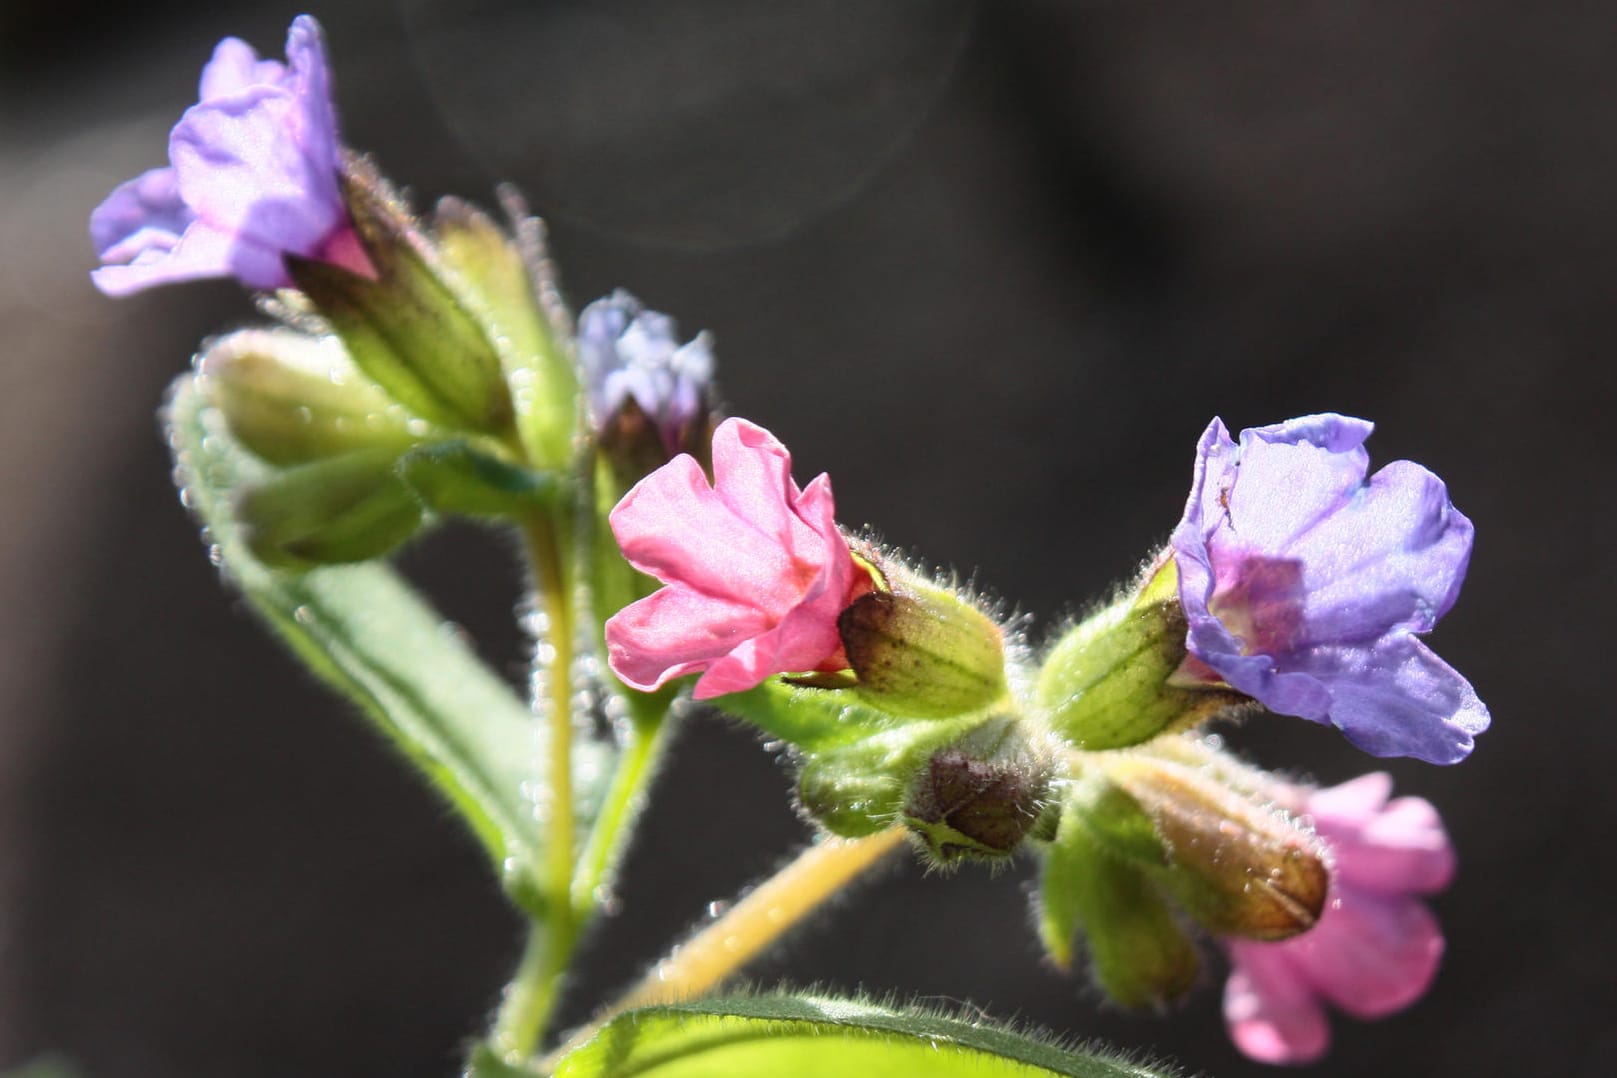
[1294,889,1445,1018]
[1290,461,1475,644]
[605,585,773,692]
[1221,415,1374,555]
[1310,775,1456,895]
[1223,942,1332,1065]
[1301,634,1489,764]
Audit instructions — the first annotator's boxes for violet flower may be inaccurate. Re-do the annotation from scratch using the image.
[1222,773,1454,1064]
[577,290,714,455]
[90,16,370,296]
[606,417,865,699]
[1171,414,1489,764]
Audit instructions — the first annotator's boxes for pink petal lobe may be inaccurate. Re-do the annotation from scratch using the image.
[605,417,857,697]
[1297,890,1445,1018]
[1223,943,1331,1065]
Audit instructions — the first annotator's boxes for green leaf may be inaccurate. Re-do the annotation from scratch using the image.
[166,375,548,906]
[553,992,1182,1078]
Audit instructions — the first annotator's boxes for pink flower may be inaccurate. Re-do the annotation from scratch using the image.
[606,417,865,699]
[1222,773,1455,1065]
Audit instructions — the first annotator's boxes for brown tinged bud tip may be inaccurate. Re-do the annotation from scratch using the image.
[903,717,1054,863]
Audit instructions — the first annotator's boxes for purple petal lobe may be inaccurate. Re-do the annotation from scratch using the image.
[88,16,353,296]
[1171,413,1486,764]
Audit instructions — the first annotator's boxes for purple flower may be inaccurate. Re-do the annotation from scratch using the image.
[577,290,714,455]
[1170,414,1488,764]
[1223,773,1453,1064]
[89,16,370,296]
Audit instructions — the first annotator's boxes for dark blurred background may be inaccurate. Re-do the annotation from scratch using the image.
[2,1,1613,1075]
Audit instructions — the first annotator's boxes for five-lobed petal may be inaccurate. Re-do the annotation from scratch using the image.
[90,15,367,296]
[605,417,862,699]
[1222,773,1453,1064]
[1171,413,1489,764]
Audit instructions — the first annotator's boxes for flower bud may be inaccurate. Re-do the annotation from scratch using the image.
[1039,800,1200,1008]
[235,448,423,569]
[433,195,580,471]
[1038,560,1246,750]
[838,579,1007,719]
[1094,756,1329,941]
[197,329,427,466]
[287,158,515,437]
[902,716,1054,863]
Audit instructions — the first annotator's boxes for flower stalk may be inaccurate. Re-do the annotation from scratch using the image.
[543,828,908,1069]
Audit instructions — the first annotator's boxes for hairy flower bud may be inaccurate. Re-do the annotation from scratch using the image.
[902,716,1054,863]
[839,578,1007,719]
[1039,801,1200,1008]
[197,329,427,466]
[433,195,579,471]
[234,447,422,569]
[288,159,515,437]
[1096,757,1329,941]
[1038,560,1246,750]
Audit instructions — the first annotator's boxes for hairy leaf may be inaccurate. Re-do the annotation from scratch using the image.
[553,991,1182,1078]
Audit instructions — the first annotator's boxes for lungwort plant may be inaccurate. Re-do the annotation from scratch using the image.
[90,16,1489,1076]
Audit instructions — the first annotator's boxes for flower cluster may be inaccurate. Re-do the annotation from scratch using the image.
[93,15,1491,1069]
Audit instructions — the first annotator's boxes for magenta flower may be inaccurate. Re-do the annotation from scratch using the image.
[1222,773,1454,1064]
[1171,414,1489,764]
[578,290,715,455]
[89,16,370,296]
[605,417,865,699]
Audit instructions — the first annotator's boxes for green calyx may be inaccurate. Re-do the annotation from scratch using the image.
[1038,797,1200,1008]
[287,158,521,440]
[901,715,1056,863]
[839,576,1008,720]
[197,328,428,466]
[1065,756,1329,942]
[1037,559,1245,750]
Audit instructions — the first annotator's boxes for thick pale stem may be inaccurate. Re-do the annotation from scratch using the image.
[492,512,578,1062]
[524,513,576,935]
[544,828,908,1069]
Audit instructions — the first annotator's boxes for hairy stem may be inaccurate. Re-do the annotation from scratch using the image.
[570,714,667,922]
[492,511,579,1061]
[542,828,908,1070]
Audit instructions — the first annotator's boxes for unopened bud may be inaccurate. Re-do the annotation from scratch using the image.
[793,713,984,839]
[1039,799,1199,1008]
[903,716,1054,863]
[1100,756,1328,941]
[1038,559,1245,750]
[236,447,422,569]
[288,158,515,437]
[839,579,1007,719]
[198,329,425,466]
[433,194,579,470]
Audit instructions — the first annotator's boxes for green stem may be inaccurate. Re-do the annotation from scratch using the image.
[488,925,556,1063]
[541,828,909,1072]
[570,713,668,922]
[491,511,579,1062]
